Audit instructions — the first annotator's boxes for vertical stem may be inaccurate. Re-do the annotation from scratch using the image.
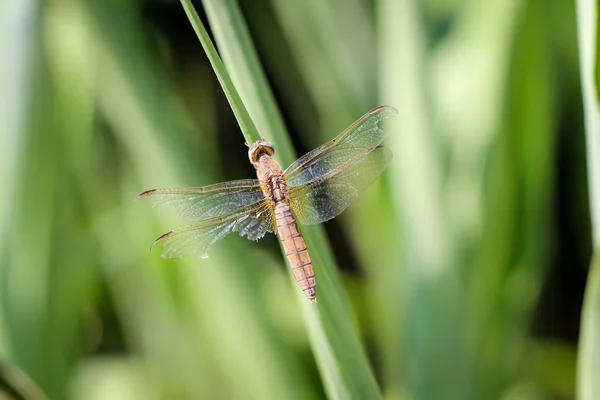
[577,0,600,245]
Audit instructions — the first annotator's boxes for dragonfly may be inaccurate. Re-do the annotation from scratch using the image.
[138,105,397,302]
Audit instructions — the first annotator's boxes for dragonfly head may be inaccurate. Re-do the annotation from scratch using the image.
[248,140,275,166]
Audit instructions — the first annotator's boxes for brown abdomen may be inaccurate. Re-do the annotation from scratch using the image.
[274,202,316,302]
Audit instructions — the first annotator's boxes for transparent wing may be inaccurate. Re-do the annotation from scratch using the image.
[137,179,264,222]
[151,201,274,259]
[289,146,392,225]
[284,105,397,188]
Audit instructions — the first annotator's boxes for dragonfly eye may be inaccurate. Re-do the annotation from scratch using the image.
[248,141,275,164]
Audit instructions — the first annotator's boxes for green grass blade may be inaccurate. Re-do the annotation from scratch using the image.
[269,0,372,122]
[0,0,40,358]
[577,0,600,245]
[577,0,600,398]
[201,0,296,166]
[179,0,260,145]
[578,251,600,400]
[181,1,382,398]
[379,1,459,397]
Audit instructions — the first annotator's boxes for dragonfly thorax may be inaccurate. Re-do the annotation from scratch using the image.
[266,174,288,202]
[248,140,275,165]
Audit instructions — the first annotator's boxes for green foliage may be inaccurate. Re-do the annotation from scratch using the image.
[0,0,589,399]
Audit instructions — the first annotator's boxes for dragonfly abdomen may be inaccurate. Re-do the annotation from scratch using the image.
[274,201,316,302]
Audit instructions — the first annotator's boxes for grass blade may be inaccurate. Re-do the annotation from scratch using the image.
[577,0,600,398]
[181,1,382,398]
[180,0,260,144]
[577,0,600,245]
[578,251,600,400]
[200,0,296,166]
[0,0,40,357]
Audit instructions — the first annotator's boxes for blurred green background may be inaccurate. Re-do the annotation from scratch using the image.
[0,0,592,399]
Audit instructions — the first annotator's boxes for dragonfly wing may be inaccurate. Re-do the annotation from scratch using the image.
[152,201,274,259]
[289,146,392,225]
[137,179,265,222]
[284,105,397,187]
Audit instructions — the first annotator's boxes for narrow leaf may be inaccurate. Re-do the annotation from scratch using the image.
[577,0,600,398]
[179,0,260,144]
[181,1,382,398]
[578,250,600,400]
